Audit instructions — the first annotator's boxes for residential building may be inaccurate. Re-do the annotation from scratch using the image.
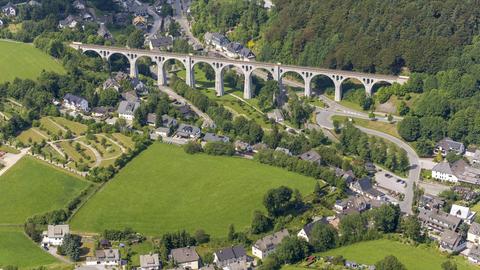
[149,36,173,51]
[239,47,255,61]
[122,90,140,102]
[2,2,16,17]
[213,245,251,268]
[434,138,465,156]
[176,124,201,139]
[42,224,69,246]
[418,194,445,210]
[63,93,89,112]
[334,196,368,215]
[59,15,80,29]
[349,177,385,200]
[468,245,480,264]
[162,114,178,128]
[252,229,289,259]
[86,249,120,266]
[117,100,140,121]
[268,109,284,123]
[204,32,230,51]
[140,253,161,270]
[91,106,113,118]
[466,146,478,158]
[439,230,466,253]
[98,23,113,40]
[177,105,195,119]
[169,247,200,270]
[234,141,253,153]
[115,71,130,82]
[297,219,328,242]
[299,150,322,164]
[103,78,122,91]
[473,150,480,165]
[468,222,480,244]
[73,0,86,10]
[133,16,147,29]
[225,42,244,58]
[147,113,157,126]
[364,162,376,175]
[432,162,458,183]
[154,127,171,138]
[81,10,93,21]
[452,160,480,185]
[132,78,148,95]
[203,133,230,143]
[418,209,462,233]
[275,147,292,156]
[449,204,476,224]
[252,143,268,153]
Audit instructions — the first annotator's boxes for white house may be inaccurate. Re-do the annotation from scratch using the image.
[117,100,140,121]
[252,229,289,259]
[140,253,161,270]
[450,204,476,224]
[468,222,480,244]
[63,93,89,112]
[86,249,120,266]
[431,162,458,183]
[169,247,200,270]
[2,2,16,17]
[297,219,326,242]
[42,224,69,246]
[213,245,251,268]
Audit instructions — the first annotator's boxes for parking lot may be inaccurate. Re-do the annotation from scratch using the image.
[375,170,408,194]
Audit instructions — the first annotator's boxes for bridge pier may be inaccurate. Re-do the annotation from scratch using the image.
[244,72,252,99]
[129,59,138,78]
[365,83,373,97]
[304,78,312,97]
[334,82,342,102]
[185,60,195,88]
[215,69,224,96]
[157,62,167,86]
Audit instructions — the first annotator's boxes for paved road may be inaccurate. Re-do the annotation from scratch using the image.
[173,0,202,48]
[147,5,162,40]
[158,85,214,127]
[0,148,29,176]
[316,109,419,214]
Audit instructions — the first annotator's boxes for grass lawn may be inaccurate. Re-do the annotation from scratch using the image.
[111,133,134,149]
[16,128,49,145]
[0,40,65,83]
[0,157,88,224]
[0,144,20,154]
[51,117,87,136]
[332,115,400,139]
[320,239,478,270]
[81,135,122,160]
[0,227,61,268]
[59,141,96,168]
[40,117,64,136]
[70,143,317,237]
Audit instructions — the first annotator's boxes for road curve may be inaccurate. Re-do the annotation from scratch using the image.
[316,109,419,214]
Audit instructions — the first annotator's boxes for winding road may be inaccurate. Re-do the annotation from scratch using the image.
[316,102,420,214]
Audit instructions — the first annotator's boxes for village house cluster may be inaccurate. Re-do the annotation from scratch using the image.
[204,32,255,61]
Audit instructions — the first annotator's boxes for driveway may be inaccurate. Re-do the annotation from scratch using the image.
[0,148,29,176]
[147,6,161,39]
[418,181,450,196]
[375,170,407,194]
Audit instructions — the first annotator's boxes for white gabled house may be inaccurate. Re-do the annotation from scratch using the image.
[431,162,458,183]
[63,93,89,112]
[86,249,120,266]
[42,224,69,246]
[297,219,326,242]
[450,204,476,224]
[252,229,289,259]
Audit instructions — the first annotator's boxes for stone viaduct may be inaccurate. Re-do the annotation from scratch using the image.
[70,42,409,101]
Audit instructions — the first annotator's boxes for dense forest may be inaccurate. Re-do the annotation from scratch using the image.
[191,0,480,75]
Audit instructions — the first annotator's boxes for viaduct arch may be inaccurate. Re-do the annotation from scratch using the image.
[75,43,409,101]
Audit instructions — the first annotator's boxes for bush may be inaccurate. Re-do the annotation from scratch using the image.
[203,141,235,156]
[184,141,203,154]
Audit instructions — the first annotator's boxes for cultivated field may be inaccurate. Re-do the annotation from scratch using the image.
[0,157,89,224]
[0,40,65,83]
[0,227,61,268]
[320,239,477,270]
[70,143,316,237]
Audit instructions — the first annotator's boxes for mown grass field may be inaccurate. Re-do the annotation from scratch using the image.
[71,143,316,237]
[0,40,65,83]
[320,239,478,270]
[51,117,87,135]
[0,157,89,224]
[0,227,61,268]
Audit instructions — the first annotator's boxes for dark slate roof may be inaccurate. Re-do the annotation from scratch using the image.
[299,150,321,163]
[302,219,327,237]
[64,93,87,105]
[470,222,480,236]
[436,138,464,152]
[170,247,199,264]
[150,36,173,48]
[214,245,246,262]
[204,132,230,143]
[226,42,243,53]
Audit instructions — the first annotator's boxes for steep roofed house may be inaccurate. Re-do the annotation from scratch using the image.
[98,23,113,40]
[63,93,89,112]
[103,77,122,91]
[203,133,230,143]
[86,249,120,266]
[468,222,480,244]
[59,15,80,29]
[117,100,140,121]
[204,32,230,51]
[140,253,161,270]
[349,177,385,200]
[299,150,322,165]
[434,138,465,157]
[176,124,201,139]
[169,247,200,270]
[149,36,173,51]
[42,224,69,246]
[252,229,289,259]
[431,162,458,183]
[297,218,328,242]
[213,245,252,268]
[439,230,466,253]
[2,2,16,17]
[449,204,476,224]
[418,209,462,233]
